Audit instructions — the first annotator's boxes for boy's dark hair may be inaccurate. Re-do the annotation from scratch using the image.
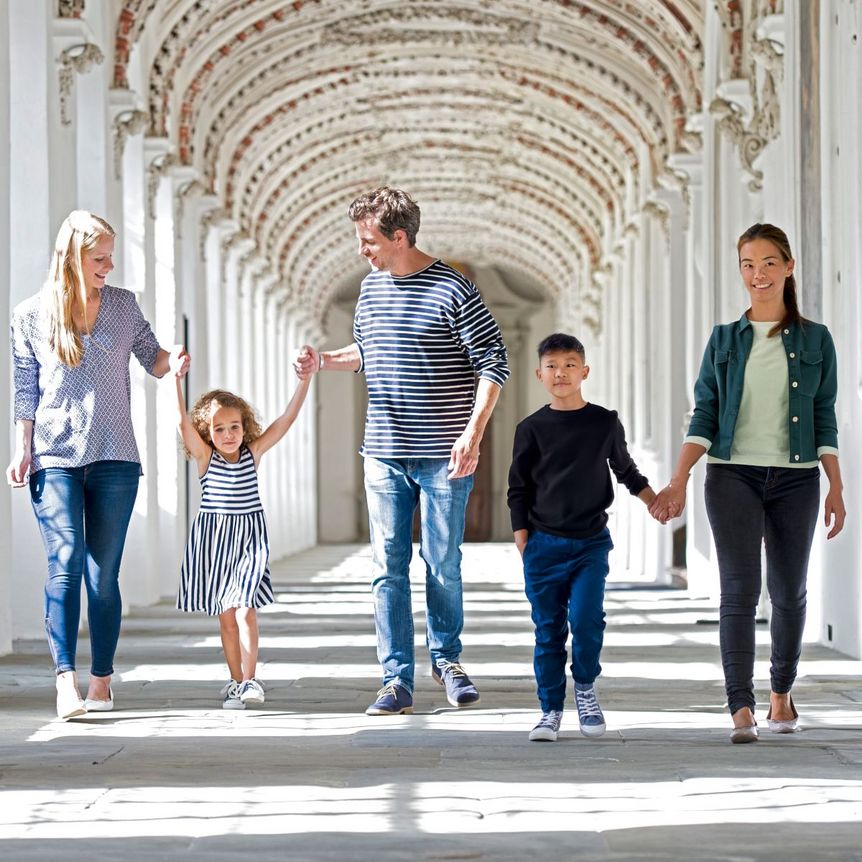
[537,333,585,361]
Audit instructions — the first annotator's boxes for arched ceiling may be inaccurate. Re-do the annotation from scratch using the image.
[113,0,704,325]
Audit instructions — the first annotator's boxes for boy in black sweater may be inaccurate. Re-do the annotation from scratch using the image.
[507,333,656,741]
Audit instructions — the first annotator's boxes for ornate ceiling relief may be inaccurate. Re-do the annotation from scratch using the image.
[112,0,705,328]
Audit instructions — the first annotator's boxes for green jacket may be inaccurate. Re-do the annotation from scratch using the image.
[687,313,839,463]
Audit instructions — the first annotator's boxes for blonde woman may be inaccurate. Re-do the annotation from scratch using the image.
[7,210,188,720]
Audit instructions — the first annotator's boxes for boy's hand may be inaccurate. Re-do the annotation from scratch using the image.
[169,345,190,377]
[638,486,657,508]
[514,529,529,556]
[649,480,686,524]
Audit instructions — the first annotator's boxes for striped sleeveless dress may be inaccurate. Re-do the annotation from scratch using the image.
[177,445,274,615]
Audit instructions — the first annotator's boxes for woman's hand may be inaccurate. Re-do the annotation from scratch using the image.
[824,485,846,539]
[648,478,688,524]
[6,450,31,488]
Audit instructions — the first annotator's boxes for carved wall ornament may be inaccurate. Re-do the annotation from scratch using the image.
[175,179,205,237]
[112,109,149,179]
[709,96,766,192]
[198,207,225,261]
[58,42,103,126]
[146,151,177,219]
[57,0,85,18]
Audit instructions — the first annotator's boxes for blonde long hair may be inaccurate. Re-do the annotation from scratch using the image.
[43,210,115,366]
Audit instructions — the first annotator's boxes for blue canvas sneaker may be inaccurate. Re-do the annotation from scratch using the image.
[220,680,245,710]
[431,659,481,707]
[575,682,606,737]
[365,682,414,716]
[528,709,563,742]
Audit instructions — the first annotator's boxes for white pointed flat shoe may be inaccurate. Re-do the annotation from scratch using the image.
[83,687,114,712]
[56,688,87,721]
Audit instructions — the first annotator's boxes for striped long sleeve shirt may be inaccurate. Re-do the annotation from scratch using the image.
[353,259,509,459]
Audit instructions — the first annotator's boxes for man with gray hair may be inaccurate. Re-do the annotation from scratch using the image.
[295,187,509,716]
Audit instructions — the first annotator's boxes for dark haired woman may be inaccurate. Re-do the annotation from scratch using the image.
[650,223,845,743]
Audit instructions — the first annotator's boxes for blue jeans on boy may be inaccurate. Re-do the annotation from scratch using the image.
[523,528,613,712]
[364,457,474,693]
[704,464,820,715]
[29,460,140,677]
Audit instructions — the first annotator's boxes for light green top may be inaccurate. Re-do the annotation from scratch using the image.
[707,321,818,468]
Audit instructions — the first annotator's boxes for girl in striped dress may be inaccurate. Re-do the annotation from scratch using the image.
[169,354,310,709]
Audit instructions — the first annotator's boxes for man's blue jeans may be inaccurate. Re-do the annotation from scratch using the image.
[523,528,613,712]
[364,457,474,693]
[29,460,140,676]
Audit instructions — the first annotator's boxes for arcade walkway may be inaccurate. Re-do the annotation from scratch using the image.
[1,544,861,861]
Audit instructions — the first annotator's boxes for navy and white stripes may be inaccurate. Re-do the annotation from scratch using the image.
[199,445,264,515]
[177,446,273,616]
[353,260,509,458]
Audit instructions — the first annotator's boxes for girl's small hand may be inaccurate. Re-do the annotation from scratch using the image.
[169,345,190,377]
[6,450,31,488]
[824,486,846,539]
[293,345,318,380]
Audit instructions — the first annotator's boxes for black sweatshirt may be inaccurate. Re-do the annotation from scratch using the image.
[507,403,650,539]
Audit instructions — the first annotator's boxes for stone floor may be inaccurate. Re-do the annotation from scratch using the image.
[1,543,861,861]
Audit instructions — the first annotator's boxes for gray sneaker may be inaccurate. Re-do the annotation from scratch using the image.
[529,710,563,742]
[220,680,245,710]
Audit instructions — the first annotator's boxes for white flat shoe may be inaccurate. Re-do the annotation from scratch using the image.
[766,695,798,733]
[56,688,87,721]
[83,688,114,712]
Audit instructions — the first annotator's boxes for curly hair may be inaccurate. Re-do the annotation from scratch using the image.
[187,389,263,455]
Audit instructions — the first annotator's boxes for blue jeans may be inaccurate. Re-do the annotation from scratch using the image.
[364,457,474,693]
[705,464,820,714]
[29,460,140,676]
[523,528,613,712]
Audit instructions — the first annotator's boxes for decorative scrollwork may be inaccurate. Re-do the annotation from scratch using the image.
[146,152,177,218]
[58,42,103,126]
[709,97,766,192]
[57,0,85,18]
[112,109,148,179]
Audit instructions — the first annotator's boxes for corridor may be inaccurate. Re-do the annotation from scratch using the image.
[1,543,861,861]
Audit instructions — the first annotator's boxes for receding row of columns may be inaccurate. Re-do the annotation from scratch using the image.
[0,1,318,653]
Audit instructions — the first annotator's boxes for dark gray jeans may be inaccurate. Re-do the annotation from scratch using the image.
[704,463,820,715]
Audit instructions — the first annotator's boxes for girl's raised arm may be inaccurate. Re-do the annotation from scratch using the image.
[249,377,311,461]
[168,348,210,471]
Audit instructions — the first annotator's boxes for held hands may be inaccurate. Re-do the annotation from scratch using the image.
[168,345,191,378]
[293,345,319,381]
[648,477,687,524]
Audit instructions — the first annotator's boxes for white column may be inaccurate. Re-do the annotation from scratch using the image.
[0,0,12,653]
[7,0,57,643]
